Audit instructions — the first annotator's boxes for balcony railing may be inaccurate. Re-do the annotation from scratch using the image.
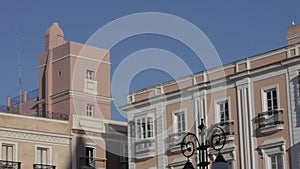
[258,109,284,134]
[135,138,155,158]
[0,160,21,169]
[167,131,188,152]
[207,120,235,142]
[215,120,234,136]
[33,164,56,169]
[79,157,106,169]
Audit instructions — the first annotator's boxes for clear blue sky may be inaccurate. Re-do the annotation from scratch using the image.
[1,1,300,121]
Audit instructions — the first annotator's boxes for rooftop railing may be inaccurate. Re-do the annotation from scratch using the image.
[0,105,69,121]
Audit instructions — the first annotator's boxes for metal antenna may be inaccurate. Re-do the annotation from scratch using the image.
[15,25,22,114]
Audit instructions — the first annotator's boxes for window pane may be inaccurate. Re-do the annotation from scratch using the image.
[2,145,6,161]
[142,118,146,139]
[37,149,41,164]
[271,153,283,169]
[42,150,47,164]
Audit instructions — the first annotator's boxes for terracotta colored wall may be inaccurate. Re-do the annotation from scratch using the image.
[251,52,287,69]
[253,74,291,169]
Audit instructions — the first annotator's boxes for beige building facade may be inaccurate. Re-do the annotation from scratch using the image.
[121,24,300,169]
[0,22,128,169]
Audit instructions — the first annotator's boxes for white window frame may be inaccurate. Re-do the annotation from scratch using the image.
[86,70,94,80]
[259,137,286,169]
[120,143,128,163]
[0,141,18,162]
[35,145,52,165]
[261,84,280,112]
[134,113,154,140]
[85,143,96,167]
[214,97,231,123]
[87,104,94,117]
[172,108,187,133]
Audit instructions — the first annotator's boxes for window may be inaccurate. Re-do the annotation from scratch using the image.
[87,104,94,116]
[173,110,186,133]
[265,88,278,111]
[36,147,50,165]
[259,137,286,169]
[86,146,95,167]
[135,115,154,139]
[2,144,14,161]
[86,70,94,80]
[270,153,283,169]
[218,100,229,122]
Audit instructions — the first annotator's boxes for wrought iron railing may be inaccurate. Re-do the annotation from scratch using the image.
[36,111,69,121]
[11,95,23,106]
[33,164,56,169]
[135,138,155,155]
[0,105,18,114]
[0,160,21,169]
[258,109,284,129]
[0,105,69,121]
[27,89,39,100]
[214,120,235,136]
[0,105,7,112]
[167,131,188,150]
[10,89,39,106]
[79,157,106,169]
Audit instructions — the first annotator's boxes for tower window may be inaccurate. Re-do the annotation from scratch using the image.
[86,70,94,80]
[87,104,94,117]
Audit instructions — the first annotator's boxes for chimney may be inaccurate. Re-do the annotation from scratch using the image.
[45,22,67,50]
[287,23,300,45]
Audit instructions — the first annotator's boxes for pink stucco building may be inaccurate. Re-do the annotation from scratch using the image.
[1,22,128,169]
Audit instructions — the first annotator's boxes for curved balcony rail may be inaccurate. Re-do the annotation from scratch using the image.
[79,157,106,169]
[135,138,155,158]
[0,160,21,169]
[207,120,235,142]
[214,120,234,136]
[167,131,188,152]
[33,164,56,169]
[258,109,284,133]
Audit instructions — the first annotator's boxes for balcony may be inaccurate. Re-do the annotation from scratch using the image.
[79,157,106,169]
[33,164,56,169]
[0,160,21,169]
[208,120,235,142]
[135,138,155,159]
[258,109,284,134]
[167,131,187,153]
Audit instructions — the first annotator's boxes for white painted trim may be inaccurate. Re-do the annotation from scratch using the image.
[171,108,187,133]
[0,141,18,161]
[260,84,280,112]
[51,54,111,65]
[0,126,71,139]
[35,145,53,165]
[259,137,286,169]
[213,97,231,123]
[236,87,245,169]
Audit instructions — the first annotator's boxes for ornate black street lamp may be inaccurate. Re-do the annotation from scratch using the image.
[181,119,228,169]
